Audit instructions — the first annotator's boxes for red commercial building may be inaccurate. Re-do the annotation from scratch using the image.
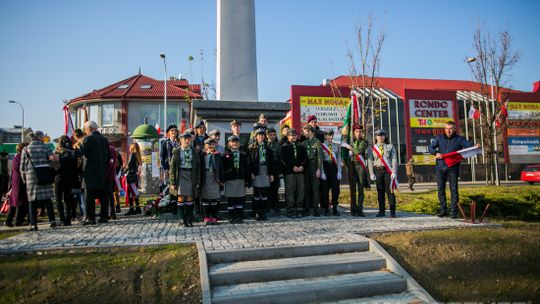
[289,76,540,181]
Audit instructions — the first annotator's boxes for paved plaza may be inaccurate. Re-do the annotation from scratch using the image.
[0,208,491,253]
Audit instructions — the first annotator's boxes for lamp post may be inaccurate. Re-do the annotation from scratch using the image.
[8,100,24,143]
[160,53,168,132]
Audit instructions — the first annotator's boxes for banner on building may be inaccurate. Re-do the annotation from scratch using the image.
[409,99,454,164]
[506,102,540,160]
[299,96,349,142]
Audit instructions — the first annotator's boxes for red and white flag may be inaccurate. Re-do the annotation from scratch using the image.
[155,123,161,135]
[442,146,482,168]
[63,105,75,137]
[468,105,480,119]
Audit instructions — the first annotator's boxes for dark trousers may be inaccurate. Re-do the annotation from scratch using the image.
[85,188,109,221]
[321,162,340,209]
[303,160,320,211]
[269,177,280,211]
[105,181,115,217]
[374,168,397,214]
[29,199,55,227]
[253,187,269,215]
[55,181,75,221]
[285,173,304,214]
[5,202,28,225]
[352,163,367,212]
[408,176,416,190]
[436,167,459,215]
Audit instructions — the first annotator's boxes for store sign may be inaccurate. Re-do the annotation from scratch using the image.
[98,127,121,135]
[299,96,349,141]
[507,102,540,157]
[409,99,454,164]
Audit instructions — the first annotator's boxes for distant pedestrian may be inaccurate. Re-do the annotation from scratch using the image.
[20,131,59,231]
[105,144,119,219]
[124,143,142,216]
[75,121,111,225]
[428,121,477,218]
[367,129,398,218]
[54,135,78,226]
[4,143,29,227]
[405,158,416,191]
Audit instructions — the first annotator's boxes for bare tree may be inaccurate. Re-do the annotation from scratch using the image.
[467,25,522,185]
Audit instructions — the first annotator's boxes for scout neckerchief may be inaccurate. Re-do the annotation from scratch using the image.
[233,150,240,170]
[181,147,191,168]
[321,143,337,166]
[292,142,297,158]
[371,144,398,192]
[207,153,214,172]
[258,143,266,163]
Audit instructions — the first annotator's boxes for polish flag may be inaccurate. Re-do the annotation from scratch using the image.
[63,105,75,137]
[468,105,480,119]
[155,123,161,136]
[442,146,482,168]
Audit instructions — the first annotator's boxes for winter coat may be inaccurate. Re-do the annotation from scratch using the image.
[428,133,473,170]
[8,153,28,208]
[75,131,110,190]
[20,140,57,201]
[54,148,79,187]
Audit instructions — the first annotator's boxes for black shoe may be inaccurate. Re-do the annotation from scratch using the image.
[135,207,142,214]
[98,218,108,224]
[324,209,331,216]
[125,208,136,216]
[82,220,97,226]
[63,219,72,226]
[4,222,14,227]
[390,213,397,218]
[261,214,267,221]
[358,212,366,217]
[450,214,458,219]
[115,206,122,213]
[313,210,320,217]
[332,209,341,216]
[49,222,58,228]
[376,213,385,217]
[29,226,38,231]
[286,212,294,218]
[110,214,116,220]
[436,212,448,218]
[351,211,359,217]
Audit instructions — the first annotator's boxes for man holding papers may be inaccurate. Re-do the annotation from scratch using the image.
[428,121,481,218]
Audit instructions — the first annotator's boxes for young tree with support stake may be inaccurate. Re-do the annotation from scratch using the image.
[466,25,521,186]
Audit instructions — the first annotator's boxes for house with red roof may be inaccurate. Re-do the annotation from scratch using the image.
[66,73,201,155]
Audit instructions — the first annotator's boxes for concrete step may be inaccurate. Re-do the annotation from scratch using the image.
[320,292,428,304]
[211,271,408,304]
[209,251,386,286]
[206,241,369,264]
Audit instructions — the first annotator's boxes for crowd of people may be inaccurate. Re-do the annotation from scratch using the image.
[2,113,475,230]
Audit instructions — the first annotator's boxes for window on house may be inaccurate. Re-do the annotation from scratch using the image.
[140,84,152,89]
[102,104,114,126]
[117,84,129,89]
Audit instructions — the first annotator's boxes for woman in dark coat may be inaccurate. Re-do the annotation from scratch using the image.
[4,143,29,227]
[54,135,78,226]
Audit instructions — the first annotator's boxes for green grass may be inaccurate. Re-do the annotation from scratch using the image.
[0,244,201,304]
[373,222,540,302]
[0,230,22,240]
[340,186,540,221]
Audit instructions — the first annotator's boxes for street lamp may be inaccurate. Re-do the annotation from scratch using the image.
[160,53,167,133]
[8,100,24,143]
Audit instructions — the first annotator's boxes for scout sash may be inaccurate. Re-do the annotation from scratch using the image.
[372,145,398,192]
[321,143,337,166]
[341,142,366,170]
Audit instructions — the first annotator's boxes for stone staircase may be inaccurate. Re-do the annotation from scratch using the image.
[199,238,434,304]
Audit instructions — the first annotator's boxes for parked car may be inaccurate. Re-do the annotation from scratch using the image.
[520,164,540,185]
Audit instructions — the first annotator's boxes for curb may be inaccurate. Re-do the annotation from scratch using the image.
[368,239,437,303]
[196,241,212,304]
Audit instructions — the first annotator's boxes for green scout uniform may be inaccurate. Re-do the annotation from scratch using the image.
[351,138,369,214]
[303,137,323,215]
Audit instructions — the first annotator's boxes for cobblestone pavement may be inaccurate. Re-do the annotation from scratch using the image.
[0,208,492,253]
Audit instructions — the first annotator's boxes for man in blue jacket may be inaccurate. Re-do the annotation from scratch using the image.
[428,121,477,218]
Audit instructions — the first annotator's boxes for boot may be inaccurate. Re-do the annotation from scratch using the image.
[186,204,194,227]
[135,198,141,214]
[324,208,331,216]
[115,205,122,214]
[236,208,244,224]
[177,205,188,227]
[125,208,136,216]
[228,209,235,224]
[332,204,340,216]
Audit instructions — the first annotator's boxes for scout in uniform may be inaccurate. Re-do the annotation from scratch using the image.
[192,121,209,153]
[367,129,398,218]
[222,135,251,223]
[350,125,369,216]
[200,138,224,225]
[266,127,282,215]
[302,125,323,216]
[209,129,225,154]
[280,128,308,218]
[279,124,290,147]
[230,120,248,152]
[320,130,342,216]
[160,124,179,182]
[170,131,200,227]
[248,128,276,221]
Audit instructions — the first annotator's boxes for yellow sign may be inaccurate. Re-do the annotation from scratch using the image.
[507,102,540,120]
[409,117,454,128]
[507,102,540,111]
[412,154,435,165]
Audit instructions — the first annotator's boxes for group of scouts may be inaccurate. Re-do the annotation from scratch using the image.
[160,113,399,227]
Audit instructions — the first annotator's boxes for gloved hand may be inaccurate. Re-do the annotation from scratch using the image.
[320,173,327,180]
[391,173,396,180]
[349,150,353,156]
[370,175,376,181]
[337,173,342,180]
